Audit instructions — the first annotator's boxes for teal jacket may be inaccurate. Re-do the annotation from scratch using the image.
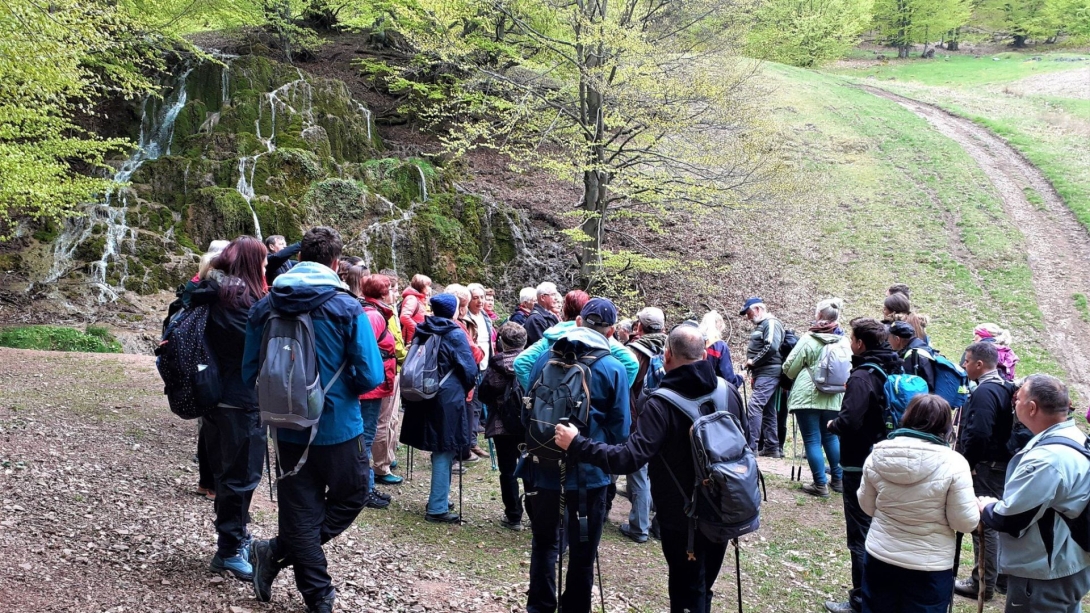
[513,320,638,391]
[781,332,848,413]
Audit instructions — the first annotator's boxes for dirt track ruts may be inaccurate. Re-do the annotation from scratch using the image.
[866,86,1090,401]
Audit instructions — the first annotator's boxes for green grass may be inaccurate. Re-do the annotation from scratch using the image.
[0,325,122,353]
[1075,293,1090,323]
[830,52,1090,87]
[736,63,1065,378]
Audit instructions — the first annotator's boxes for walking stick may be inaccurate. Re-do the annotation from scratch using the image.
[595,553,606,613]
[734,538,744,613]
[407,445,414,481]
[265,427,275,502]
[977,525,986,613]
[949,532,963,613]
[458,453,464,524]
[790,410,801,482]
[488,437,498,471]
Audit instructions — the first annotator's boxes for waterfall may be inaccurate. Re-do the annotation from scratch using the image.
[221,65,230,106]
[355,103,373,143]
[47,69,192,301]
[415,164,428,202]
[235,156,263,238]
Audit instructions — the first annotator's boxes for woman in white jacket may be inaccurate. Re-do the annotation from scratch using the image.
[858,394,980,613]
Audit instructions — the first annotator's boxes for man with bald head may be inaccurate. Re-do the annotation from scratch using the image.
[555,324,744,613]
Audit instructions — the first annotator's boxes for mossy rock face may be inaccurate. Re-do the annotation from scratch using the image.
[187,187,258,247]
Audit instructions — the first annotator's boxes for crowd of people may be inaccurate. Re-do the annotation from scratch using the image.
[177,227,1089,613]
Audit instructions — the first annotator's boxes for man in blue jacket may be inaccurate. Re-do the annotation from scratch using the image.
[243,227,384,613]
[522,297,631,613]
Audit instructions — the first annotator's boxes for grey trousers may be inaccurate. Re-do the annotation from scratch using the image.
[1005,566,1090,613]
[746,375,780,451]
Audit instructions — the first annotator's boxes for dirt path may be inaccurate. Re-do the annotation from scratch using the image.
[865,86,1090,400]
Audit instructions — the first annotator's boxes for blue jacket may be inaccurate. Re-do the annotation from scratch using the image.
[519,327,631,491]
[513,320,638,391]
[242,262,384,446]
[398,316,479,452]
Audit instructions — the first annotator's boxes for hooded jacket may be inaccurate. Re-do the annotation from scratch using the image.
[781,332,848,413]
[859,434,979,571]
[520,327,631,490]
[360,298,397,400]
[746,316,785,379]
[399,286,427,345]
[523,304,559,347]
[189,274,256,410]
[508,305,532,326]
[398,316,479,452]
[829,348,903,470]
[955,371,1016,467]
[242,261,384,446]
[900,338,937,393]
[628,332,667,420]
[513,320,639,391]
[479,348,522,438]
[982,420,1090,580]
[566,360,744,529]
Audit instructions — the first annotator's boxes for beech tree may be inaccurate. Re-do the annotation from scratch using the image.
[747,0,874,67]
[872,0,971,56]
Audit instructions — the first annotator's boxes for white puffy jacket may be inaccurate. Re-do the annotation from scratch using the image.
[858,435,980,571]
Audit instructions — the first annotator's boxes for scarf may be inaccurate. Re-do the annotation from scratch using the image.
[888,427,949,447]
[809,320,839,334]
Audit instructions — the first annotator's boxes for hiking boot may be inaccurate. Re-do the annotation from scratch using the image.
[461,453,480,463]
[251,539,281,603]
[195,486,215,500]
[619,523,649,544]
[365,492,391,509]
[954,578,993,600]
[823,601,853,613]
[425,511,461,524]
[500,517,524,531]
[801,482,830,498]
[758,447,784,459]
[376,473,403,485]
[390,459,399,469]
[451,462,468,475]
[470,445,490,459]
[306,590,336,613]
[209,551,253,582]
[829,478,844,493]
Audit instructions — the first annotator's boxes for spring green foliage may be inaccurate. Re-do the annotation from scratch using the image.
[747,0,874,67]
[974,0,1090,45]
[0,0,164,236]
[0,325,123,353]
[872,0,972,56]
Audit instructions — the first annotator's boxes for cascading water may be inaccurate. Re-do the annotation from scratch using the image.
[47,69,192,301]
[414,165,429,202]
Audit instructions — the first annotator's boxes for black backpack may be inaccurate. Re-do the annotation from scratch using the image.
[778,325,799,390]
[524,344,610,463]
[494,376,527,436]
[155,305,221,419]
[1037,435,1090,552]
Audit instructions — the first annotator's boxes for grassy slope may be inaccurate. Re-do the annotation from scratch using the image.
[830,53,1090,233]
[734,63,1064,378]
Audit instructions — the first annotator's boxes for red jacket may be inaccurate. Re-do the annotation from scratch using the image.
[399,287,427,344]
[360,298,397,400]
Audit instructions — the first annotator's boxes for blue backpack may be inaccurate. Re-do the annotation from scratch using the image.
[631,343,666,393]
[908,348,970,409]
[860,364,928,434]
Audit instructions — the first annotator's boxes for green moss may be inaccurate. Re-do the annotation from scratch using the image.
[186,187,257,247]
[0,325,122,353]
[172,99,207,145]
[32,219,59,243]
[301,178,370,227]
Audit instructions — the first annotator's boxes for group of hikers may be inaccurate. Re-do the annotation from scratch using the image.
[159,227,1090,613]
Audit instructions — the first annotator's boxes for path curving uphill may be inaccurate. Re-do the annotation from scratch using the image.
[864,86,1090,401]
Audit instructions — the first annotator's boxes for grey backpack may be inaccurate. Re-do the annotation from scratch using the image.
[257,309,345,479]
[809,337,852,394]
[400,332,452,402]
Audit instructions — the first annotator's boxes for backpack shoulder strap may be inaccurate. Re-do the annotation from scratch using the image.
[859,362,888,380]
[651,380,726,423]
[1039,435,1090,461]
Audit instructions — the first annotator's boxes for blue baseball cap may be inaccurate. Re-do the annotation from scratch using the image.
[739,297,764,316]
[580,297,618,326]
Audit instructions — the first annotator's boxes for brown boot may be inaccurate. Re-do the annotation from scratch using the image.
[471,445,490,459]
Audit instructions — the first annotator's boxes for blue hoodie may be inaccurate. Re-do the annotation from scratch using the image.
[242,261,384,446]
[513,320,638,391]
[520,326,631,490]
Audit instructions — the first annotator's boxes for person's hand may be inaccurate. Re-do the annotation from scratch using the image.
[977,496,999,514]
[744,360,753,369]
[554,423,579,450]
[826,420,835,430]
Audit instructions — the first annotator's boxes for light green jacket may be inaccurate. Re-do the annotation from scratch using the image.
[781,332,848,412]
[513,320,639,391]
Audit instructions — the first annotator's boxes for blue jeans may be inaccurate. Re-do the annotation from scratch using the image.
[427,451,455,515]
[627,465,651,536]
[794,409,842,485]
[861,552,953,613]
[360,399,381,492]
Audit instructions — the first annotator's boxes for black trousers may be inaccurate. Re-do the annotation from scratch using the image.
[842,471,872,612]
[970,462,1007,591]
[197,418,217,491]
[527,486,607,613]
[659,527,729,613]
[204,406,265,557]
[270,435,370,608]
[492,435,525,522]
[861,553,954,613]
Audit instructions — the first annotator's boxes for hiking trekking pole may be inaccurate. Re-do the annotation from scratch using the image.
[265,427,275,502]
[458,453,464,524]
[734,538,744,613]
[790,412,800,482]
[949,532,964,613]
[595,553,606,613]
[407,446,414,481]
[488,438,498,471]
[977,525,986,613]
[558,418,570,613]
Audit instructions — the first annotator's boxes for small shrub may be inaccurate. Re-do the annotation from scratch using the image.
[0,325,123,353]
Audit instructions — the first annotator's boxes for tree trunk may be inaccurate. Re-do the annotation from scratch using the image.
[898,45,910,58]
[1013,35,1027,48]
[947,39,959,51]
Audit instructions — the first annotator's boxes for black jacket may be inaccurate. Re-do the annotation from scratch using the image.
[523,304,559,347]
[265,242,301,287]
[567,360,743,529]
[956,374,1016,467]
[829,349,903,469]
[900,338,937,393]
[189,276,256,410]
